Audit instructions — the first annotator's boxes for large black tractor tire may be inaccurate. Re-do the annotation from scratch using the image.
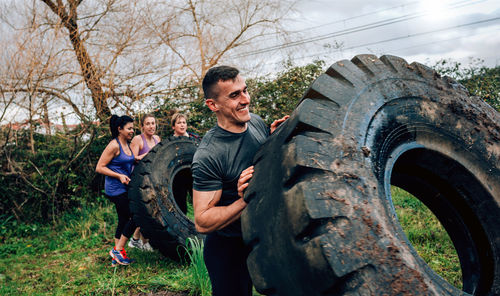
[129,136,202,260]
[241,54,500,295]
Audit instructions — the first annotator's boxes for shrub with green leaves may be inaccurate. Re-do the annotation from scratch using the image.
[248,60,325,124]
[433,59,499,111]
[0,125,109,223]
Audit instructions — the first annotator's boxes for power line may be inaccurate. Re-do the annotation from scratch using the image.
[263,16,500,66]
[344,17,500,51]
[230,0,484,58]
[286,0,422,34]
[249,0,425,45]
[120,0,494,77]
[234,0,480,57]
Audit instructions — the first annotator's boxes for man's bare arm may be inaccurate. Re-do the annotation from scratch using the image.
[193,189,247,234]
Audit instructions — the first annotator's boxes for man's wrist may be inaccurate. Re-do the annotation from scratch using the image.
[236,197,248,208]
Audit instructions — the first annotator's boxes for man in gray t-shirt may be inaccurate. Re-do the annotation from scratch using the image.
[192,113,269,236]
[192,66,287,296]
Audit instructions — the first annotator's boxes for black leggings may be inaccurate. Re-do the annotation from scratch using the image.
[203,232,252,296]
[107,192,136,240]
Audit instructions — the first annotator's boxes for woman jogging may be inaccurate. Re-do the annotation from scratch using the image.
[129,114,161,251]
[96,115,136,266]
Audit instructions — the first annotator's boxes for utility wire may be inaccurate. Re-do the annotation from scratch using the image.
[389,27,500,56]
[286,0,422,34]
[286,0,480,34]
[230,0,484,58]
[251,0,425,44]
[263,16,500,66]
[255,0,482,43]
[123,0,493,79]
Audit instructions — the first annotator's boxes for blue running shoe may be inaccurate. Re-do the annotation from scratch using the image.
[109,247,134,265]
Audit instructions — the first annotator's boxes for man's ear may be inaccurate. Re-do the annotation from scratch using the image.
[206,99,219,112]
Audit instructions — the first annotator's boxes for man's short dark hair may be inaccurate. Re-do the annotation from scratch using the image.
[202,66,239,100]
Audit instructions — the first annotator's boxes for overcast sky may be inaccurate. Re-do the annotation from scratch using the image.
[1,0,498,124]
[256,0,500,71]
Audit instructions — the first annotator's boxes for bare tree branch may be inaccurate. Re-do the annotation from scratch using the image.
[40,0,111,121]
[2,0,296,126]
[1,87,87,120]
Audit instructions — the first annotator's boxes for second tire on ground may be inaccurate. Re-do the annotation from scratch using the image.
[129,136,202,260]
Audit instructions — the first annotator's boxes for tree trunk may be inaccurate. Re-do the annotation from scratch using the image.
[42,96,51,135]
[40,0,112,122]
[66,24,112,121]
[28,94,35,154]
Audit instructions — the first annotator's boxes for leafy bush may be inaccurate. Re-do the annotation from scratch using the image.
[433,59,499,111]
[0,125,109,223]
[248,60,325,124]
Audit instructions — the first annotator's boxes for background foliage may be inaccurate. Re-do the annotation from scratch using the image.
[248,60,326,124]
[0,125,109,223]
[434,58,499,111]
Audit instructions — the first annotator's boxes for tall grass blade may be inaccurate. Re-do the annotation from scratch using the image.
[184,237,211,296]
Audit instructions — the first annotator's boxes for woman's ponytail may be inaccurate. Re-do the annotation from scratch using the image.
[110,115,120,138]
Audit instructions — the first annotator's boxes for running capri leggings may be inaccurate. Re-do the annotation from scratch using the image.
[107,192,136,240]
[203,232,252,296]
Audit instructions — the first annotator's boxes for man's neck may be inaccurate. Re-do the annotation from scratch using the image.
[217,120,247,133]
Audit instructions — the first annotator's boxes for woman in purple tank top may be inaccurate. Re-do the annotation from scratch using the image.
[129,114,161,251]
[96,115,136,266]
[131,114,161,160]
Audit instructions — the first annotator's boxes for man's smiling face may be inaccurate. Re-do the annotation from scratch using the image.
[210,74,251,130]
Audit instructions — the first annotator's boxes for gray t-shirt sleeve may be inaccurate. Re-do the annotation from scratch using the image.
[192,148,223,191]
[252,114,270,137]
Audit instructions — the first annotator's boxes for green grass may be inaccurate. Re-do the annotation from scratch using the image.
[0,204,194,295]
[184,237,211,296]
[391,186,462,289]
[186,194,195,221]
[0,189,463,294]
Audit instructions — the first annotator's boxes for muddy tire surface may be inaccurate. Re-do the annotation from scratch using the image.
[129,136,202,260]
[241,54,500,295]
